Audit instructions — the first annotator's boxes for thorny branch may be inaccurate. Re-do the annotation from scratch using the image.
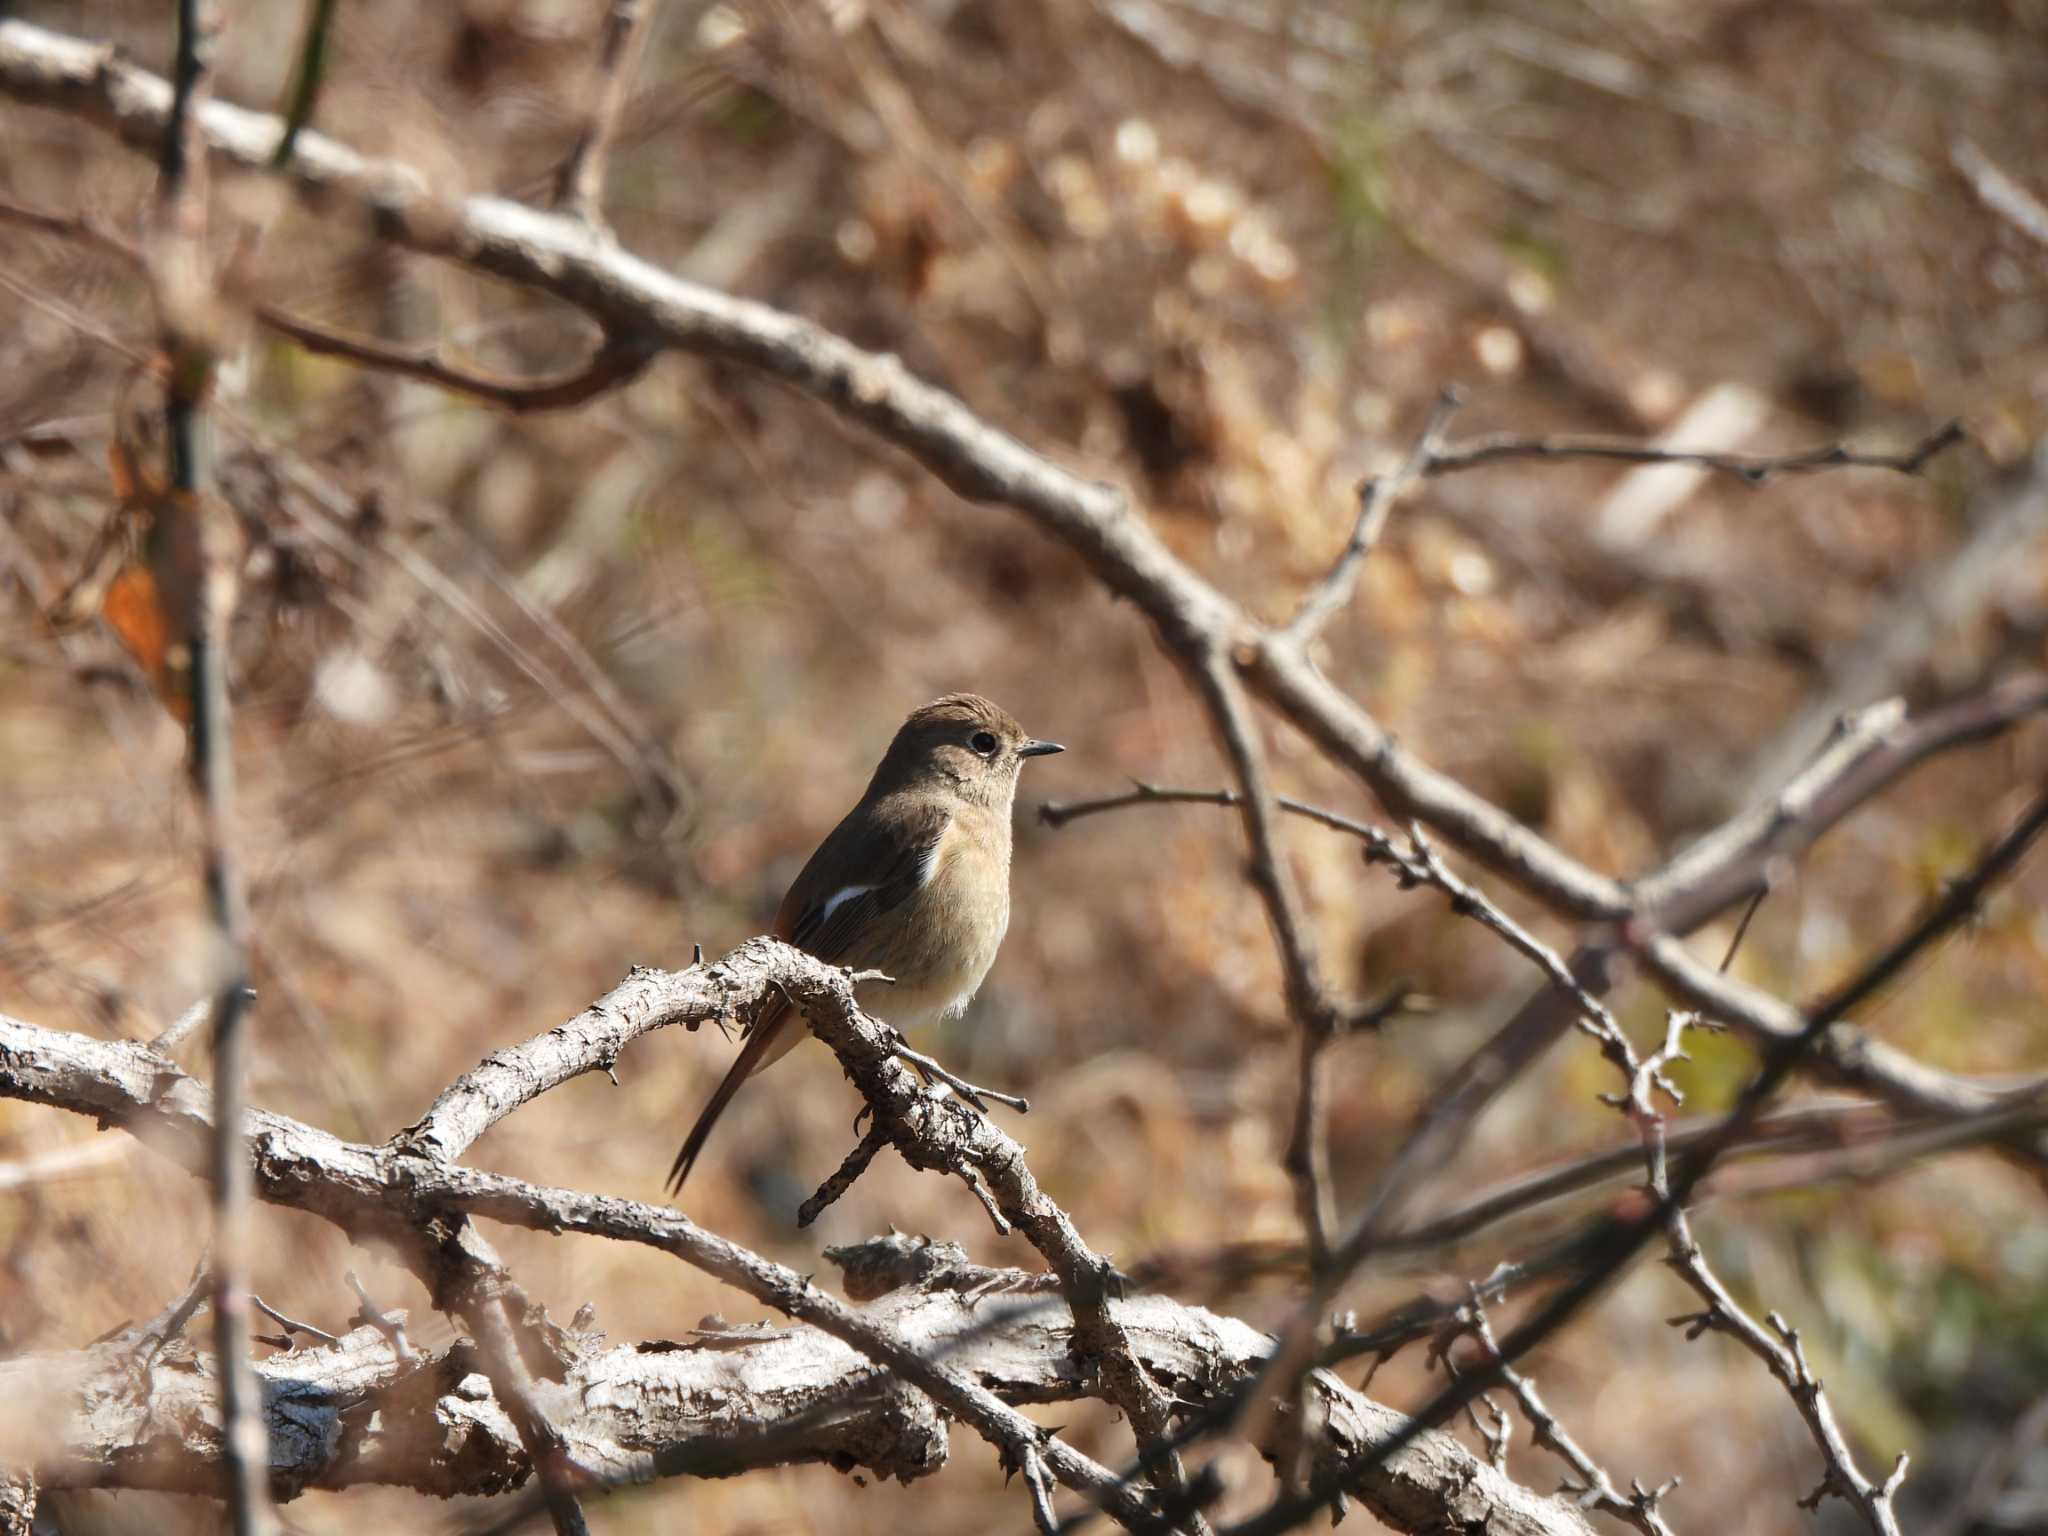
[1441,1296,1678,1536]
[1058,767,2047,1534]
[0,980,1603,1536]
[1249,785,2048,1536]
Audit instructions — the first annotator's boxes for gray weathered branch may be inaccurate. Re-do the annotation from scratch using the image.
[0,990,1600,1536]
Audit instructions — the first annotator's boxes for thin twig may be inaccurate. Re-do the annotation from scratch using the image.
[1639,1019,1907,1536]
[344,1269,414,1363]
[1191,664,1336,1287]
[0,201,657,414]
[149,992,221,1053]
[1419,419,1965,485]
[1285,387,1462,643]
[1448,1294,1678,1536]
[1807,789,2048,1024]
[138,1260,213,1363]
[1241,790,2048,1535]
[267,0,336,169]
[1929,1390,2048,1536]
[150,6,271,1534]
[552,0,654,226]
[891,1035,1030,1111]
[1365,789,2048,1529]
[255,307,655,412]
[1022,1444,1064,1535]
[797,1120,888,1228]
[250,1294,340,1347]
[454,1262,592,1536]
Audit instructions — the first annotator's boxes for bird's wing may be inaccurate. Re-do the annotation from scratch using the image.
[777,792,952,964]
[666,795,950,1195]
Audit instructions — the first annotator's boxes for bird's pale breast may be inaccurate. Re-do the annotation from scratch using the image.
[853,804,1011,1032]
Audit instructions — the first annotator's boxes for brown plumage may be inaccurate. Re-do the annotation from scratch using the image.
[667,694,1063,1194]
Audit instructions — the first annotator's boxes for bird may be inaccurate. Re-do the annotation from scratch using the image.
[667,693,1064,1194]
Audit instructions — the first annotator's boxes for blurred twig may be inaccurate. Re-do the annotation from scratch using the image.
[1735,440,2048,804]
[253,308,657,412]
[0,200,657,415]
[1190,663,1336,1283]
[1952,139,2048,252]
[268,0,336,169]
[1284,387,1460,643]
[1418,418,1965,485]
[1930,1390,2048,1536]
[145,5,272,1534]
[551,0,654,226]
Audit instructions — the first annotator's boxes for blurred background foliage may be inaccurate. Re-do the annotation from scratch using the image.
[4,0,2048,1531]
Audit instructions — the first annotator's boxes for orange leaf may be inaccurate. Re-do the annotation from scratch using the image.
[102,564,192,722]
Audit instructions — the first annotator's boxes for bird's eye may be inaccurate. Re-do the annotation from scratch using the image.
[970,730,999,756]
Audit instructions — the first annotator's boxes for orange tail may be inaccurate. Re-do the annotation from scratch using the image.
[666,999,794,1195]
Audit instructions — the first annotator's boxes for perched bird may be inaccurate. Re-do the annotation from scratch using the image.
[668,693,1063,1193]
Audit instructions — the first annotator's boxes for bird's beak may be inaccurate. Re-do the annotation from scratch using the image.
[1019,738,1065,758]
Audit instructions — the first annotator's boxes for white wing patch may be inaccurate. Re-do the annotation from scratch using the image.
[816,883,879,926]
[918,816,959,888]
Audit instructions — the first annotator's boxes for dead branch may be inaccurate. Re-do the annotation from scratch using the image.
[1418,419,1963,484]
[144,4,271,1532]
[0,200,656,415]
[551,0,654,226]
[0,989,1604,1536]
[0,1242,1603,1536]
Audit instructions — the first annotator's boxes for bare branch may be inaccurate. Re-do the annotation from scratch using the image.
[1641,1024,1908,1536]
[143,5,271,1533]
[1191,662,1337,1277]
[0,993,1606,1536]
[0,1223,1599,1536]
[1448,1295,1678,1536]
[1041,681,2048,1155]
[0,995,1159,1528]
[1419,419,1965,484]
[0,201,656,414]
[552,0,655,226]
[1733,441,2048,803]
[1806,788,2048,1024]
[797,1120,889,1228]
[249,308,655,413]
[267,0,336,169]
[1285,388,1462,643]
[1450,792,2048,1536]
[446,1256,592,1536]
